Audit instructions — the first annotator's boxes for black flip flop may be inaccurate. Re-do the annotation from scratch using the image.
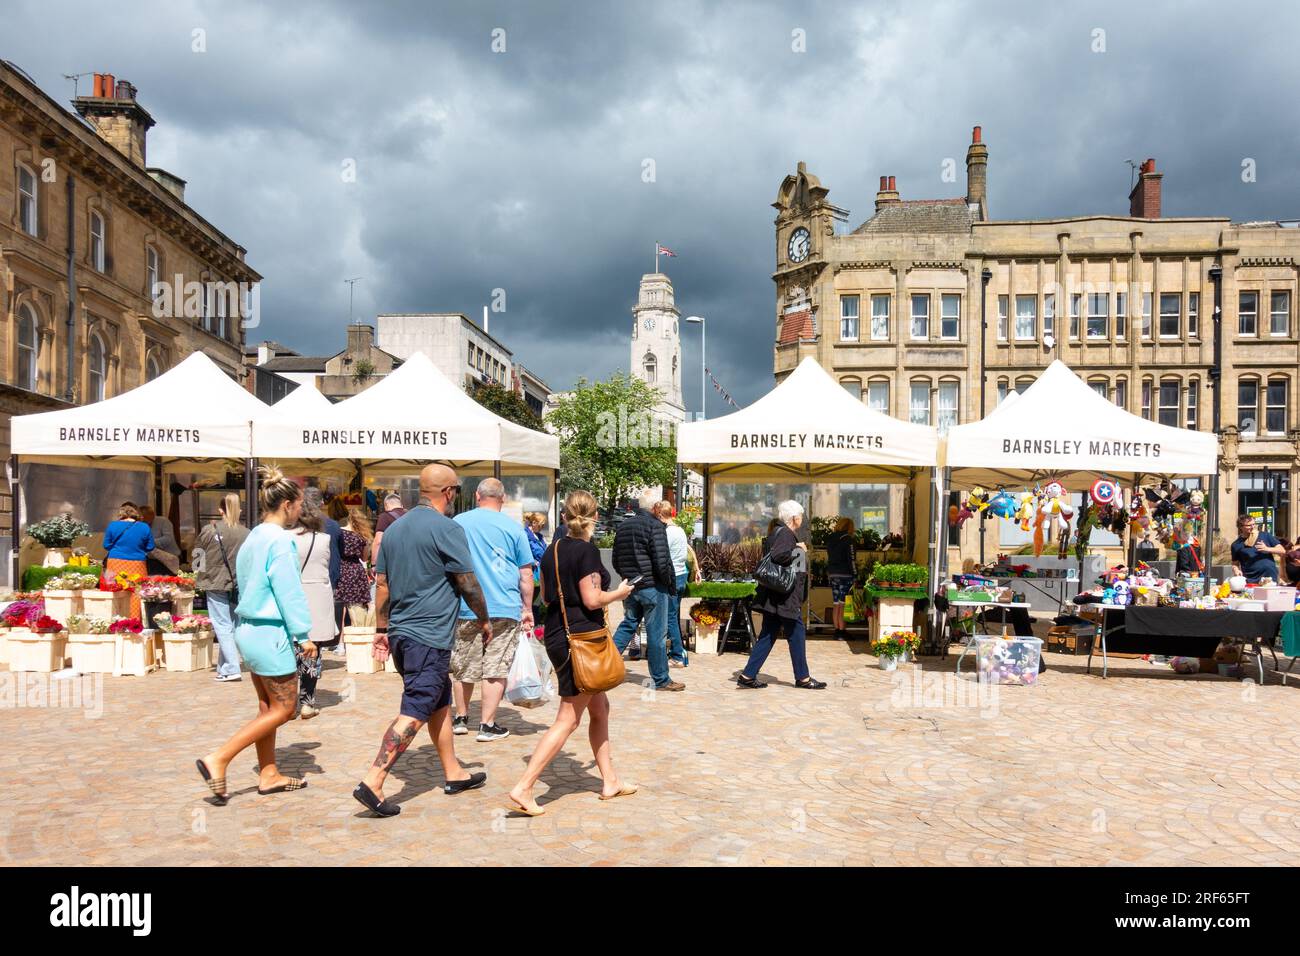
[196,758,228,805]
[352,781,400,816]
[258,778,308,795]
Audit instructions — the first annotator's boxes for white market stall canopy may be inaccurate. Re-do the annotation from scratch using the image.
[250,384,354,477]
[677,356,939,481]
[942,359,1218,487]
[11,351,263,470]
[251,351,559,472]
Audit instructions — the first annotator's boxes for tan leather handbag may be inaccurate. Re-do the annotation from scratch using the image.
[554,540,625,693]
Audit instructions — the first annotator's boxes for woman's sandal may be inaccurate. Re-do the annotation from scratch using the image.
[599,783,638,802]
[257,778,308,795]
[736,675,768,689]
[195,759,228,805]
[506,794,546,817]
[796,677,827,690]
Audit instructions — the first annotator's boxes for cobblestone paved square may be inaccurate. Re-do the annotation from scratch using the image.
[2,642,1298,866]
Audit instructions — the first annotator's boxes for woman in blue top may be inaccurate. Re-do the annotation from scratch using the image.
[197,467,318,804]
[102,504,154,620]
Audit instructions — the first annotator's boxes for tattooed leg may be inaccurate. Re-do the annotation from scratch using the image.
[362,716,425,796]
[255,674,300,789]
[206,673,297,782]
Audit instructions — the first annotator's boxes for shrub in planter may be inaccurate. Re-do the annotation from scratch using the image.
[26,513,91,549]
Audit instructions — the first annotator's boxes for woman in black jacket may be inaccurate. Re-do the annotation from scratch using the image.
[737,500,826,689]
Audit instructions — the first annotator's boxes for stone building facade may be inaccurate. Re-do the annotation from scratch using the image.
[1,64,258,573]
[629,272,686,423]
[773,127,1300,559]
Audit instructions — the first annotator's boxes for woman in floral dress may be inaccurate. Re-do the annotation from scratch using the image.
[335,507,373,624]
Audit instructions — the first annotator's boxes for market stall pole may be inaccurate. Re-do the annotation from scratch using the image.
[1206,264,1224,566]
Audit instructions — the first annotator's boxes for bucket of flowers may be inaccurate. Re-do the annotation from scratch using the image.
[66,614,115,674]
[689,601,726,655]
[870,629,919,671]
[7,612,67,672]
[85,574,136,619]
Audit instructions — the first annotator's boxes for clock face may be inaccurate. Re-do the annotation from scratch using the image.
[788,227,810,263]
[644,317,656,332]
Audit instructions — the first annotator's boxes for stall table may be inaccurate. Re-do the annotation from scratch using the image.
[1088,605,1283,680]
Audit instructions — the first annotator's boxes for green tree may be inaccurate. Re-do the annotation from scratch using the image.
[547,373,677,513]
[469,381,545,432]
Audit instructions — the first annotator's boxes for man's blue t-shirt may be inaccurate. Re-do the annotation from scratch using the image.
[454,507,534,620]
[376,504,474,649]
[1231,531,1281,583]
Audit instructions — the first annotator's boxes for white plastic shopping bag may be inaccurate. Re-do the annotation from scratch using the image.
[506,634,553,708]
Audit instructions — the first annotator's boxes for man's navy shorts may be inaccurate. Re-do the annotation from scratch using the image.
[389,634,452,722]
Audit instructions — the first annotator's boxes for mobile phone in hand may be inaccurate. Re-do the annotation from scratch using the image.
[626,574,645,586]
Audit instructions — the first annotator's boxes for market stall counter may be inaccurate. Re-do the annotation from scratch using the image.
[1088,605,1284,680]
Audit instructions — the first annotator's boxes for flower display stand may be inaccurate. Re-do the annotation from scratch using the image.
[9,630,68,672]
[871,597,917,645]
[162,631,214,672]
[114,632,158,677]
[68,634,116,674]
[694,623,720,656]
[171,594,195,618]
[343,626,382,674]
[42,589,84,623]
[82,590,131,619]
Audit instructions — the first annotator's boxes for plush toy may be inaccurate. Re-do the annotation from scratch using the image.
[968,487,990,513]
[1015,490,1037,532]
[989,490,1018,519]
[1128,492,1150,536]
[1111,579,1133,606]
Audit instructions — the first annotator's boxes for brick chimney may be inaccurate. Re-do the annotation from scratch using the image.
[73,74,155,166]
[965,125,988,220]
[1129,158,1162,218]
[875,175,900,213]
[346,323,376,357]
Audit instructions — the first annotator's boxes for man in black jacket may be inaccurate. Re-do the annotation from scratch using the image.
[611,491,685,691]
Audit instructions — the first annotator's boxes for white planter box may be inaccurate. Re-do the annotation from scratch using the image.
[693,623,720,655]
[82,590,131,620]
[343,626,382,674]
[0,628,8,666]
[162,632,215,672]
[68,634,116,674]
[114,632,158,677]
[42,590,84,623]
[9,630,68,672]
[171,594,195,617]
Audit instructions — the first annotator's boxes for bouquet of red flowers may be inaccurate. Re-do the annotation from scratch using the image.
[30,614,64,633]
[108,617,143,634]
[2,599,45,627]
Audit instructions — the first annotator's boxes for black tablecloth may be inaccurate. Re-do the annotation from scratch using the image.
[1103,606,1282,657]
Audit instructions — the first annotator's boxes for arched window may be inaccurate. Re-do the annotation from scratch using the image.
[17,303,39,391]
[18,163,38,236]
[1114,378,1128,410]
[840,376,862,401]
[1088,378,1108,399]
[867,378,889,414]
[90,211,106,272]
[87,332,107,402]
[146,353,162,382]
[937,378,959,432]
[643,353,657,385]
[996,378,1010,405]
[909,378,931,425]
[1237,377,1259,435]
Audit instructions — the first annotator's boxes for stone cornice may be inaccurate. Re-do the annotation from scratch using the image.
[1239,256,1296,267]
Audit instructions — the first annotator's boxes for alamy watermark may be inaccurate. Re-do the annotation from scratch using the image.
[151,274,261,331]
[0,672,103,718]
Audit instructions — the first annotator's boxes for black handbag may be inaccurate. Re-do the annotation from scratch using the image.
[754,552,796,595]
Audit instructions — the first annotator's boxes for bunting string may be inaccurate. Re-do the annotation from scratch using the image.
[705,366,740,409]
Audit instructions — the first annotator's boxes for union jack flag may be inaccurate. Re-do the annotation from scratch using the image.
[656,243,677,257]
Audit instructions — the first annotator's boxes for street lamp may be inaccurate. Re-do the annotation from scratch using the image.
[686,315,706,420]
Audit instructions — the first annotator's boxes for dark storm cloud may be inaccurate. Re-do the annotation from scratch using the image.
[10,0,1300,409]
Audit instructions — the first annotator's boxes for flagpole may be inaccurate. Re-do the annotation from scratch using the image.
[654,242,659,274]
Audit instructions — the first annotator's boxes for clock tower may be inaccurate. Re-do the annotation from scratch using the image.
[630,271,686,422]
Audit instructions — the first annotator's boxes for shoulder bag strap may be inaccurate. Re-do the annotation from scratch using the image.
[300,531,317,572]
[553,538,571,638]
[213,524,237,581]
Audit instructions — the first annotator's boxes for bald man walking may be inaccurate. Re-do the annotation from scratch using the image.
[353,464,491,817]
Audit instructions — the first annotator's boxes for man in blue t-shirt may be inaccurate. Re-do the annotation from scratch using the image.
[353,464,491,819]
[1230,513,1285,583]
[450,478,536,742]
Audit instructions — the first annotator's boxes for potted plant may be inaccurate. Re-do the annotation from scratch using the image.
[158,613,214,672]
[66,614,116,674]
[136,578,175,629]
[689,601,725,655]
[9,613,68,672]
[108,617,156,676]
[25,513,91,567]
[871,630,917,671]
[42,572,100,622]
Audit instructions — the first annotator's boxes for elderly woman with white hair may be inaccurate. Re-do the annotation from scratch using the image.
[737,499,825,689]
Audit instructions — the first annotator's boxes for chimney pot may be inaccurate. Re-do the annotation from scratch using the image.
[103,74,114,97]
[1142,158,1155,174]
[92,73,103,97]
[972,125,982,144]
[879,175,888,190]
[888,175,896,191]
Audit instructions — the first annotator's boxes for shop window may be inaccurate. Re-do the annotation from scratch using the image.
[870,295,890,341]
[1160,293,1180,338]
[1014,295,1036,340]
[1158,379,1180,427]
[910,294,929,339]
[1238,379,1258,435]
[1238,470,1288,536]
[940,294,960,339]
[1271,291,1290,336]
[840,295,859,341]
[1239,292,1258,336]
[1266,378,1288,435]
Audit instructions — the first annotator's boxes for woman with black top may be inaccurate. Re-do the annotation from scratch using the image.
[737,500,826,690]
[825,517,857,638]
[507,490,635,816]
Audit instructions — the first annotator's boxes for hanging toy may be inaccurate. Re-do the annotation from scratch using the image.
[1090,478,1119,508]
[1128,491,1149,536]
[1016,490,1038,532]
[989,490,1018,519]
[1040,481,1074,534]
[968,486,990,514]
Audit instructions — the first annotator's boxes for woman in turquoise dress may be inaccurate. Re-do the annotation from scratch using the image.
[197,468,318,803]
